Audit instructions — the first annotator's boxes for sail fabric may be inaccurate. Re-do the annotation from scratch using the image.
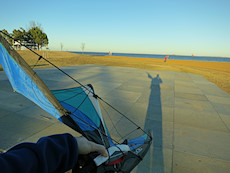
[0,35,152,172]
[127,133,148,150]
[0,35,113,148]
[52,85,113,147]
[0,36,64,119]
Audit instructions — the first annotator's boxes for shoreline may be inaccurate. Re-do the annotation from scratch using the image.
[1,50,230,95]
[72,51,230,60]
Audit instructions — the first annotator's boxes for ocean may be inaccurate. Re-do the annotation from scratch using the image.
[71,51,230,63]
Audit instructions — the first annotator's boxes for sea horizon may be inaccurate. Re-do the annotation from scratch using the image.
[71,51,230,63]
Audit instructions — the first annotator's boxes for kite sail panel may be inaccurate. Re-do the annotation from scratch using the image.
[0,35,67,118]
[0,33,152,173]
[0,34,112,148]
[52,85,113,148]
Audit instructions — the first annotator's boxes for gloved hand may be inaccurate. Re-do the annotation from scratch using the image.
[76,136,108,157]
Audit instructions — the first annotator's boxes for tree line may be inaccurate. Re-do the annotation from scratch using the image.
[1,22,48,50]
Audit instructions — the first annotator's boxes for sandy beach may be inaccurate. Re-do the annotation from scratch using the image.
[1,50,230,94]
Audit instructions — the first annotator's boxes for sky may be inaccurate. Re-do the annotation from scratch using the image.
[1,0,230,57]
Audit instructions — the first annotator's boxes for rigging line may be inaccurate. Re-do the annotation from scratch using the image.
[118,127,140,143]
[61,86,112,145]
[0,30,86,112]
[58,90,85,102]
[32,53,91,92]
[52,86,87,92]
[0,30,150,138]
[65,110,123,148]
[0,31,43,59]
[100,102,123,139]
[38,56,150,138]
[52,89,84,94]
[70,109,129,160]
[1,32,51,110]
[55,88,119,146]
[31,58,41,69]
[71,90,90,114]
[98,97,151,138]
[69,111,120,145]
[70,112,149,155]
[0,31,104,98]
[1,31,151,159]
[97,127,107,151]
[67,90,114,149]
[66,114,111,153]
[60,102,117,146]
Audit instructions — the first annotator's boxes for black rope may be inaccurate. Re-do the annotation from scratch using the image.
[69,111,120,145]
[100,102,123,139]
[52,89,87,104]
[31,58,41,69]
[1,30,147,163]
[0,30,151,139]
[118,127,140,143]
[71,90,89,114]
[0,31,43,58]
[98,98,150,138]
[53,89,84,94]
[59,90,85,102]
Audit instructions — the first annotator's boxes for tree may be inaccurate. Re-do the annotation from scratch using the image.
[28,27,48,50]
[0,29,13,45]
[12,28,30,49]
[60,43,63,51]
[29,21,42,30]
[12,27,35,49]
[10,22,49,50]
[81,43,85,54]
[12,27,29,44]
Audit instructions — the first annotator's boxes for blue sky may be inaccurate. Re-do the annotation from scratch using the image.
[1,0,230,57]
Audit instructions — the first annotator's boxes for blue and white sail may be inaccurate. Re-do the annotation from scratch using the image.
[0,35,66,119]
[0,34,152,173]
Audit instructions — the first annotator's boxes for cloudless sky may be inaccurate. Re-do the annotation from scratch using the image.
[1,0,230,57]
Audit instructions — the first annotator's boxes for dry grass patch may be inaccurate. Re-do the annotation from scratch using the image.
[1,50,230,94]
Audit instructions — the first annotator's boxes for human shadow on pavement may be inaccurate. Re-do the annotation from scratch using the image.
[137,73,164,173]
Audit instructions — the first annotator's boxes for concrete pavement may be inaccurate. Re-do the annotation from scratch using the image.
[0,65,230,172]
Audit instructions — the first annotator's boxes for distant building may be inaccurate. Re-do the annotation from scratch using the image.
[13,41,21,50]
[13,40,39,50]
